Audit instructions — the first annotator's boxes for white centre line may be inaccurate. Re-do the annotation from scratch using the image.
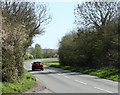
[64,76,71,79]
[94,87,113,93]
[74,79,87,85]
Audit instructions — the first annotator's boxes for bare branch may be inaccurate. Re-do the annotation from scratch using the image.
[74,2,117,29]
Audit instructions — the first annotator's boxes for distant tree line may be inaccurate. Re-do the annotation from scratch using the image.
[42,49,58,58]
[25,44,58,59]
[31,44,43,59]
[2,2,51,82]
[58,2,119,68]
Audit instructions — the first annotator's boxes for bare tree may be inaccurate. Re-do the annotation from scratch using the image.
[2,2,51,51]
[74,2,117,29]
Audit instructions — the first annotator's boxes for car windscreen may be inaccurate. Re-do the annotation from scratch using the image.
[33,62,40,64]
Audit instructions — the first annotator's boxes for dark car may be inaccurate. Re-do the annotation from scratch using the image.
[32,61,44,71]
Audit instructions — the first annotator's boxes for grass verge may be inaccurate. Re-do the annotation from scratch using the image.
[42,59,120,82]
[24,58,42,62]
[1,69,36,94]
[24,58,58,62]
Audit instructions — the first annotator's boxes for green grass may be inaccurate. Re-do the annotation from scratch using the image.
[1,69,36,94]
[24,58,58,62]
[42,59,120,82]
[24,58,42,62]
[42,59,61,68]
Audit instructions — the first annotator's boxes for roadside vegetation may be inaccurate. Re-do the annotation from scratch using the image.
[2,69,36,94]
[42,59,120,82]
[57,2,119,82]
[1,1,51,94]
[2,2,51,82]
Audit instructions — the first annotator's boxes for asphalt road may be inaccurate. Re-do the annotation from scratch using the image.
[24,59,119,94]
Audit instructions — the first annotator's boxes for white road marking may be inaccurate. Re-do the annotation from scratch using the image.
[94,87,113,93]
[57,74,62,76]
[113,81,118,84]
[101,78,118,84]
[64,76,71,79]
[105,79,118,84]
[74,79,87,85]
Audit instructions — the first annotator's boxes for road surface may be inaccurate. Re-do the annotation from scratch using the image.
[24,59,119,94]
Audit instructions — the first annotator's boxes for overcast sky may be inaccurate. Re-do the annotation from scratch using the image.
[32,2,82,49]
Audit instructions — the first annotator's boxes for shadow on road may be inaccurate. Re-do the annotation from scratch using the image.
[27,66,84,76]
[31,71,60,75]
